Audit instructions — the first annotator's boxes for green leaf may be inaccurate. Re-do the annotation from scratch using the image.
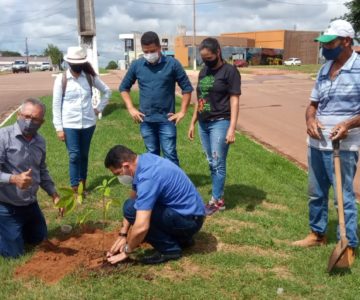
[54,195,73,208]
[94,185,105,191]
[58,187,73,197]
[65,198,76,214]
[108,176,117,185]
[102,179,108,186]
[77,210,93,225]
[77,194,83,205]
[78,182,84,195]
[104,187,111,197]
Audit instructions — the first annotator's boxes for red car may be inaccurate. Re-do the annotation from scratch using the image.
[233,59,248,68]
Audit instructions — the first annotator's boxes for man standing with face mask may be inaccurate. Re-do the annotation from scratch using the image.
[120,31,193,166]
[0,98,60,258]
[293,20,360,268]
[104,145,205,265]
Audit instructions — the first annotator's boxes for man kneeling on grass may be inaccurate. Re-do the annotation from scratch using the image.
[105,145,205,264]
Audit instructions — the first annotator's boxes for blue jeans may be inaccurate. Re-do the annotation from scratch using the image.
[64,126,96,187]
[0,202,47,258]
[308,147,358,247]
[198,119,230,200]
[140,121,179,166]
[123,199,204,254]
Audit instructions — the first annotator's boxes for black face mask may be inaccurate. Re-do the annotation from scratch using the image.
[69,64,83,73]
[203,57,219,69]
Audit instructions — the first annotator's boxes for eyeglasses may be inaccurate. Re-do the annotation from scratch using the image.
[19,113,43,124]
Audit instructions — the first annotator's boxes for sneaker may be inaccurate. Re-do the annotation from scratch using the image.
[292,231,327,247]
[335,247,355,269]
[205,198,226,216]
[140,251,181,265]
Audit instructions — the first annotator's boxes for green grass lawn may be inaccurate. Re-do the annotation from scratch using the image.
[1,92,360,299]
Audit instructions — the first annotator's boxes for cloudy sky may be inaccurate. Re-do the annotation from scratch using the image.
[0,0,349,66]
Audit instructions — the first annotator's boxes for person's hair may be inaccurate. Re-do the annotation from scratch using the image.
[21,98,46,117]
[82,62,97,76]
[199,37,223,61]
[104,145,137,168]
[141,31,160,47]
[68,61,97,76]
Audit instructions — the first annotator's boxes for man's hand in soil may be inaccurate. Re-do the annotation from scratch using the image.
[108,236,127,256]
[107,252,128,264]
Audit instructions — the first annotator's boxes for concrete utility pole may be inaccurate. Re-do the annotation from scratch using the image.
[77,0,101,117]
[192,0,197,70]
[25,37,29,63]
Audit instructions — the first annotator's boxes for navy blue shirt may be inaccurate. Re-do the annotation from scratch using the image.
[119,55,193,122]
[133,153,205,216]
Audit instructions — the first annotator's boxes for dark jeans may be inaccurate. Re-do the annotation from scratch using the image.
[140,121,179,166]
[123,199,204,254]
[64,126,96,187]
[0,201,47,258]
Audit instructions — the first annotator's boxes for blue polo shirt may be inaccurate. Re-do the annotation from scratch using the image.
[132,153,205,216]
[119,55,193,122]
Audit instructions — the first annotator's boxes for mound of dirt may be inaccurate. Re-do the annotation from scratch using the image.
[15,228,119,284]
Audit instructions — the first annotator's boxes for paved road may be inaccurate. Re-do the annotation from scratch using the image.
[1,70,359,196]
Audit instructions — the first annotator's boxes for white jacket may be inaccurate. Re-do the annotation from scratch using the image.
[52,70,112,131]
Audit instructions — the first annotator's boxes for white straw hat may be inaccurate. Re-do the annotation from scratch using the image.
[63,46,88,64]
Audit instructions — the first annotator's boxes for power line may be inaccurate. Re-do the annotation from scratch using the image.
[128,0,230,5]
[0,5,74,27]
[265,0,344,6]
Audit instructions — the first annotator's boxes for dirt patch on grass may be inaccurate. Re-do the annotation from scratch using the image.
[217,242,289,259]
[209,218,258,233]
[243,263,294,281]
[148,257,213,281]
[15,228,119,284]
[261,201,288,211]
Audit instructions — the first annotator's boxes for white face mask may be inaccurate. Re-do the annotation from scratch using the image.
[117,175,133,186]
[144,52,159,64]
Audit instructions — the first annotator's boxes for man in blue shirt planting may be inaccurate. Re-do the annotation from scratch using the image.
[105,145,205,265]
[119,31,193,166]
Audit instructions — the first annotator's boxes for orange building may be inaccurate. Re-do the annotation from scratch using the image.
[221,30,320,64]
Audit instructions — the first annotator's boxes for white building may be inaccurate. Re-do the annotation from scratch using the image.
[118,32,175,70]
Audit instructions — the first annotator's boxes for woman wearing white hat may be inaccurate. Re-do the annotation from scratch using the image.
[52,46,112,193]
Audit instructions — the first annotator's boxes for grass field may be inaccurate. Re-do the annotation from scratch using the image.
[1,92,360,299]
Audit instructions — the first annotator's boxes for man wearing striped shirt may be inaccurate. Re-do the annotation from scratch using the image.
[293,20,360,268]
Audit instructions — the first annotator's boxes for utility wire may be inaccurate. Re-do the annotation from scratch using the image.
[265,0,344,6]
[0,5,74,27]
[128,0,230,5]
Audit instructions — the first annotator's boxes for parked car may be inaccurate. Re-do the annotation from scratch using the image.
[233,59,248,68]
[39,62,53,71]
[283,58,302,66]
[12,60,29,73]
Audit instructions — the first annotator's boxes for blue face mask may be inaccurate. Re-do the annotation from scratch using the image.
[322,45,343,61]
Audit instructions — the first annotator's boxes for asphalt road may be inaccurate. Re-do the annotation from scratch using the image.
[1,69,359,196]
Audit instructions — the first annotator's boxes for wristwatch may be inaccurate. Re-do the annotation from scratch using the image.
[124,243,132,254]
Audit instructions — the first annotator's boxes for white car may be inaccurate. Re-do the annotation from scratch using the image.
[283,58,302,66]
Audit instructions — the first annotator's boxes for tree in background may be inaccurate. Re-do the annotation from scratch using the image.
[0,51,21,57]
[43,44,63,70]
[343,0,360,41]
[105,60,118,70]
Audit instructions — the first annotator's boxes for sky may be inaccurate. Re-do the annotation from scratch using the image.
[0,0,350,67]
